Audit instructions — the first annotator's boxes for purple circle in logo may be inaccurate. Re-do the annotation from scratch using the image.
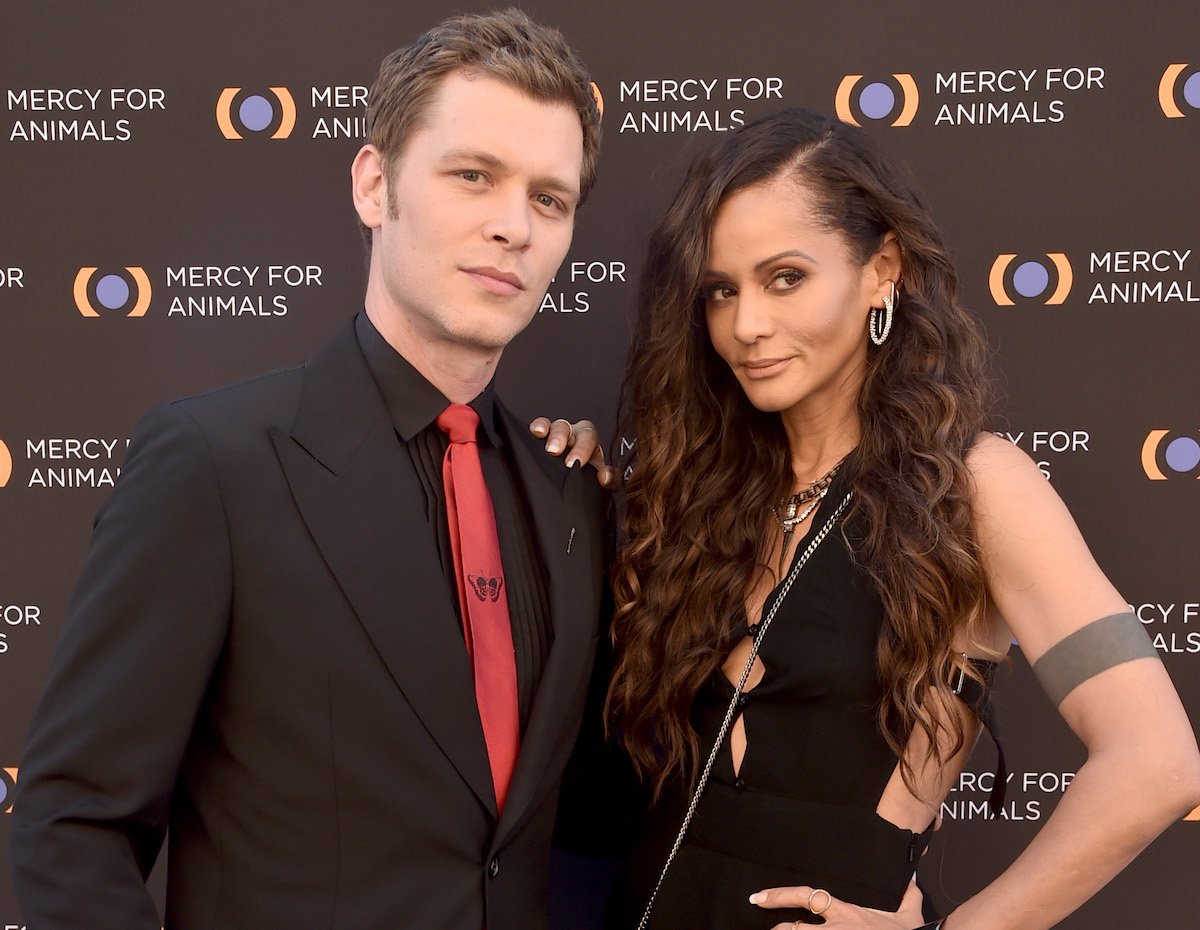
[859,82,896,120]
[96,274,130,310]
[239,95,274,132]
[1183,72,1200,109]
[0,778,7,807]
[1013,261,1050,298]
[1165,436,1200,473]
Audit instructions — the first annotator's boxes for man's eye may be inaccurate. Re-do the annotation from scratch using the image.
[535,193,561,210]
[459,170,484,183]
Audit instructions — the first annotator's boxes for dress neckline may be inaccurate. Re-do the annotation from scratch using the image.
[739,462,852,633]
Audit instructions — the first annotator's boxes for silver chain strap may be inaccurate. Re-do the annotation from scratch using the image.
[636,491,852,930]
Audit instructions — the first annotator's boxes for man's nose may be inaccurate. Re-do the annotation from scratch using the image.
[482,191,533,249]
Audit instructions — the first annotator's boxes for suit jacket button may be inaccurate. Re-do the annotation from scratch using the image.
[488,856,500,879]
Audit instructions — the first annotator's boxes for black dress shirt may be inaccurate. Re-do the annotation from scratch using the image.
[355,312,553,734]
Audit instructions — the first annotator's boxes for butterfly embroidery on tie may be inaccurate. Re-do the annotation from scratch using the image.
[468,573,504,603]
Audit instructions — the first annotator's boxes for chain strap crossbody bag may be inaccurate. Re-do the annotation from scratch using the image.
[636,491,853,930]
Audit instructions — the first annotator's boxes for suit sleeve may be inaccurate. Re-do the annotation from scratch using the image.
[553,484,647,853]
[9,402,234,929]
[548,498,646,930]
[552,595,647,859]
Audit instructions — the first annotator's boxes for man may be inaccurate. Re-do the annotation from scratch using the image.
[11,10,608,929]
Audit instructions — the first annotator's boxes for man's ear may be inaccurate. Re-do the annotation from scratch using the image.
[351,144,386,229]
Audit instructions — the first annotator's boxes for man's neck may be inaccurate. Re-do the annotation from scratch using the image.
[365,301,500,404]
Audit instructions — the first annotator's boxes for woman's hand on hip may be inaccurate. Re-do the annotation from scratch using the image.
[753,880,925,929]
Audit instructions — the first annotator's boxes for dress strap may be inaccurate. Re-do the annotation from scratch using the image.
[950,657,1006,817]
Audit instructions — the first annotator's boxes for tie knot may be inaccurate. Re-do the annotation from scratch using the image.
[436,403,480,444]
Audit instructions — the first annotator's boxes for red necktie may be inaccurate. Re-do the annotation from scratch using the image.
[436,403,520,813]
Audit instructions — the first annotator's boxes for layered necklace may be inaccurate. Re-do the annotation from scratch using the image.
[769,458,843,578]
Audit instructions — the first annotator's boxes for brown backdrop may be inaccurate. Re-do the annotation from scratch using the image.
[2,1,1198,925]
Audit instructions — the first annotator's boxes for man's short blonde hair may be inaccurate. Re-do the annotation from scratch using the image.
[366,7,601,204]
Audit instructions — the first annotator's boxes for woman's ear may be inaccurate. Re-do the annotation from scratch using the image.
[869,231,903,304]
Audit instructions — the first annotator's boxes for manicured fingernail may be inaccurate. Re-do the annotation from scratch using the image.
[565,454,580,468]
[749,892,766,905]
[547,439,564,453]
[531,423,547,435]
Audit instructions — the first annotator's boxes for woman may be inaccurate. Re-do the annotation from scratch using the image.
[600,108,1200,929]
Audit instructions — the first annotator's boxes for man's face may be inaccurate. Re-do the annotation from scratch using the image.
[362,72,584,354]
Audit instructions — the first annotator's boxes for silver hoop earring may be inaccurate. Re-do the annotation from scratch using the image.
[869,281,896,346]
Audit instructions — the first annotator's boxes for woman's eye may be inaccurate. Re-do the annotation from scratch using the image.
[773,269,804,287]
[705,284,735,302]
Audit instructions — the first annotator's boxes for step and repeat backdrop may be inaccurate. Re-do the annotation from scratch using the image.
[1,1,1198,926]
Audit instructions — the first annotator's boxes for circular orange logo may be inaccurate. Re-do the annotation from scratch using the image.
[0,440,12,488]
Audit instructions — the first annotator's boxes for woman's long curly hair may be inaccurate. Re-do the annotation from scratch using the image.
[607,107,996,800]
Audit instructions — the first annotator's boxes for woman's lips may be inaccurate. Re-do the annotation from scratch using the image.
[741,358,790,379]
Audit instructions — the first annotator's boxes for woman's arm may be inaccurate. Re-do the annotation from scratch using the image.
[755,433,1200,929]
[941,433,1200,929]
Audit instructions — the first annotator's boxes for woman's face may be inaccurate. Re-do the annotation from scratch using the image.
[703,176,890,422]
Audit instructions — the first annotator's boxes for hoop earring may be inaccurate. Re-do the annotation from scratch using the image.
[869,281,896,346]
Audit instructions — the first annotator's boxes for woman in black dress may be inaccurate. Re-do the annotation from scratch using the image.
[602,108,1200,929]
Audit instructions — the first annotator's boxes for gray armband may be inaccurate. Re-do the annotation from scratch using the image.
[1032,611,1160,706]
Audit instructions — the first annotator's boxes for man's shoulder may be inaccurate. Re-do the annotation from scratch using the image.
[146,362,304,453]
[170,361,307,424]
[116,364,307,482]
[162,316,365,436]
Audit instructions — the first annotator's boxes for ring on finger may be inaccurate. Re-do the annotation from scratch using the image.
[807,888,832,916]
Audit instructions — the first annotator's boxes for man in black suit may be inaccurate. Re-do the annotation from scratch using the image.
[10,10,608,929]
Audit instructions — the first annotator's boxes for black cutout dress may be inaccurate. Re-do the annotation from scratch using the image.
[606,467,998,929]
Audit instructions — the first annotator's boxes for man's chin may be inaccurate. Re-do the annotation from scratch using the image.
[449,309,539,353]
[444,324,528,355]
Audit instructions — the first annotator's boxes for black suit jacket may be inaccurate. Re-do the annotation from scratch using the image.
[10,317,609,930]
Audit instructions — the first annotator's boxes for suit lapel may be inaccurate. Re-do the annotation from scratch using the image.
[272,319,496,815]
[493,404,601,844]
